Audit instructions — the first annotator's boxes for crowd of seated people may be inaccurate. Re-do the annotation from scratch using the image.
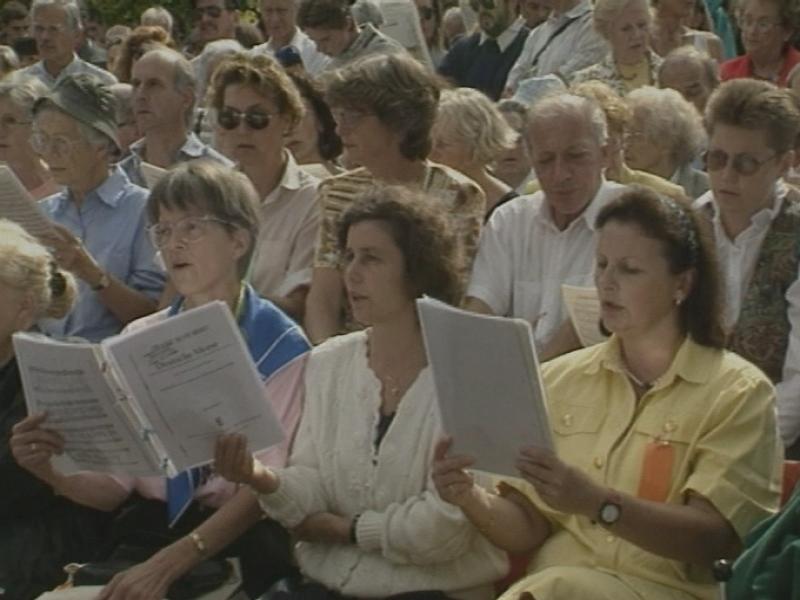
[0,0,799,598]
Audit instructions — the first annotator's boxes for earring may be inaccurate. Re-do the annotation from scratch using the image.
[674,295,683,306]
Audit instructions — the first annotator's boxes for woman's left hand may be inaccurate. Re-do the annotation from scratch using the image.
[515,446,604,517]
[292,512,351,544]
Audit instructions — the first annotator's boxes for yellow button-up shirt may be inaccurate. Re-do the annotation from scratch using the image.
[505,336,782,600]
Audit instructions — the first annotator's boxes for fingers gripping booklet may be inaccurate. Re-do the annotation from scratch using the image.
[13,302,284,477]
[416,297,554,478]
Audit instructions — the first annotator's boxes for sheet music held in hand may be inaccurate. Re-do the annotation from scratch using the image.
[561,284,607,348]
[0,164,54,238]
[417,297,554,478]
[14,301,285,477]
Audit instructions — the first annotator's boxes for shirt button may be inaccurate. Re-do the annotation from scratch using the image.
[663,420,677,433]
[593,456,604,469]
[562,413,573,427]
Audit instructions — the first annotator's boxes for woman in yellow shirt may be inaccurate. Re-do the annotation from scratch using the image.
[433,186,783,600]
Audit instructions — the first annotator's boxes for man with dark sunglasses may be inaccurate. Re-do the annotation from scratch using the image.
[193,0,239,48]
[438,0,528,100]
[694,78,800,460]
[119,47,232,188]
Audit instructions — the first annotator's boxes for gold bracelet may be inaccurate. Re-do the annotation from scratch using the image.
[188,531,208,557]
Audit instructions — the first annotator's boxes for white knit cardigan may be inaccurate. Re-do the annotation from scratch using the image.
[258,331,508,598]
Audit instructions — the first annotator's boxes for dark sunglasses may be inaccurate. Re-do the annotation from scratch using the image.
[703,149,776,177]
[195,5,223,19]
[469,0,496,10]
[217,107,272,130]
[418,6,435,20]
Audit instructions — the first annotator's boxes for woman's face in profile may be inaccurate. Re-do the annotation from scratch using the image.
[285,98,321,164]
[0,98,34,162]
[343,220,413,326]
[594,220,688,338]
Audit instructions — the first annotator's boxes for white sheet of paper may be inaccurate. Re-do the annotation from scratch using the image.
[379,0,433,66]
[13,333,163,476]
[0,164,54,238]
[101,302,285,475]
[417,297,554,478]
[140,161,167,189]
[561,284,606,348]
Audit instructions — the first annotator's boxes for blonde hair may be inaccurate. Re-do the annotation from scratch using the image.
[433,87,516,165]
[593,0,651,39]
[0,220,76,320]
[570,80,632,135]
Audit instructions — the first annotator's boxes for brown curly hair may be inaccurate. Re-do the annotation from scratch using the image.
[337,185,464,306]
[113,25,176,83]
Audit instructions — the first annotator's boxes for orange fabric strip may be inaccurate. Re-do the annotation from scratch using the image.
[637,440,674,503]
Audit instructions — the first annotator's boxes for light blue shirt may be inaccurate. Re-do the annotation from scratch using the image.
[117,132,233,188]
[38,166,166,342]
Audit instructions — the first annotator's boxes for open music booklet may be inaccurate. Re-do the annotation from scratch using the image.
[13,302,284,477]
[417,297,554,477]
[0,164,55,238]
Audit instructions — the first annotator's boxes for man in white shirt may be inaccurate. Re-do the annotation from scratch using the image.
[250,0,331,75]
[21,0,116,89]
[466,93,626,359]
[504,0,606,94]
[120,47,232,187]
[693,79,800,455]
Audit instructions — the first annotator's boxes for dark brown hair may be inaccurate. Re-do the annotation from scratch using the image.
[595,185,725,348]
[288,70,342,161]
[297,0,353,29]
[337,185,464,306]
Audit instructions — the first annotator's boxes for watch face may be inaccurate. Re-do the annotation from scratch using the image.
[600,501,621,524]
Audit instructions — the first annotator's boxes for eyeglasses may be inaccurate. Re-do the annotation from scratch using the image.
[738,15,781,33]
[469,0,496,11]
[32,23,68,36]
[704,149,777,176]
[217,107,272,130]
[331,108,370,129]
[0,114,31,128]
[195,5,224,19]
[30,131,81,156]
[147,215,233,248]
[417,6,435,20]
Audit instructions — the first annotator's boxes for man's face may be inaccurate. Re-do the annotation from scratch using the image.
[5,17,29,43]
[131,53,192,134]
[519,0,549,29]
[32,5,78,64]
[304,25,353,56]
[470,0,514,38]
[195,0,238,43]
[261,0,297,46]
[527,109,608,229]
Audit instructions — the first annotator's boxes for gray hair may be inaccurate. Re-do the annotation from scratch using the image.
[140,6,174,34]
[527,92,609,146]
[0,75,48,117]
[434,87,516,165]
[593,0,650,39]
[627,86,706,167]
[31,0,82,32]
[139,47,198,127]
[658,45,719,88]
[193,38,242,100]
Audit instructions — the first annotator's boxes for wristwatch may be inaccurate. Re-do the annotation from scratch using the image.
[597,495,622,526]
[91,270,111,291]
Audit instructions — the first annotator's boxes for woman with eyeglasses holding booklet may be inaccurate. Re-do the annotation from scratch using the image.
[694,79,800,459]
[12,160,310,600]
[211,52,321,323]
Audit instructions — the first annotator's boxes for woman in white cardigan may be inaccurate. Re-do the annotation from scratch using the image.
[216,185,507,599]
